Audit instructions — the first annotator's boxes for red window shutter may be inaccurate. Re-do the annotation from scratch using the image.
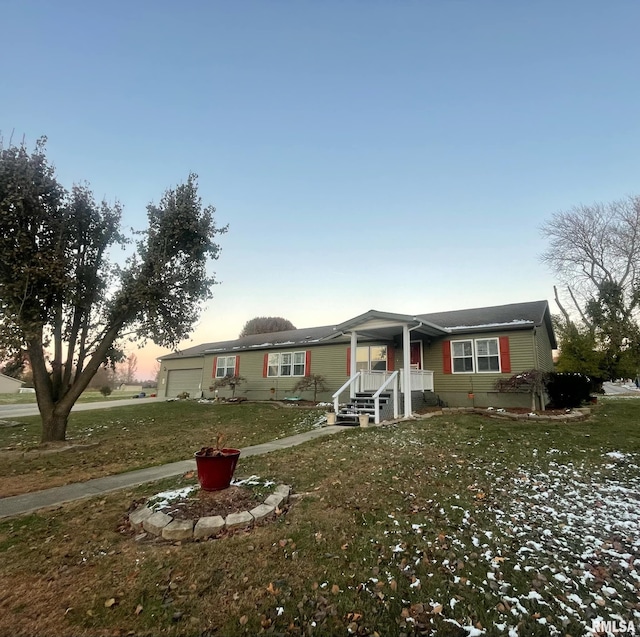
[212,357,218,377]
[442,341,452,374]
[499,337,511,373]
[263,353,269,377]
[387,346,395,371]
[234,356,240,376]
[305,350,311,376]
[346,347,351,375]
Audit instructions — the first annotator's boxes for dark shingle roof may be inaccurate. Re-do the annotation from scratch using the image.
[159,300,555,360]
[417,300,548,329]
[159,325,341,360]
[416,300,556,347]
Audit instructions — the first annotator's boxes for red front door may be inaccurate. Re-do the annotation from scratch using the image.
[410,342,422,369]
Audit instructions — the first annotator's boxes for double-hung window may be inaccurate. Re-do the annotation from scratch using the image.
[475,338,500,372]
[267,351,307,377]
[450,338,501,373]
[215,355,237,378]
[452,340,474,372]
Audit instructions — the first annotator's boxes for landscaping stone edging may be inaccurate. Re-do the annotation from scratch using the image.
[129,484,291,541]
[441,407,592,422]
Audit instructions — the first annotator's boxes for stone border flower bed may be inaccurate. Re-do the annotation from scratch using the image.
[129,484,291,541]
[441,406,591,422]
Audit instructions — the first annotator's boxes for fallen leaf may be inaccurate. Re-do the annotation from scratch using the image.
[266,582,279,595]
[432,604,443,615]
[239,615,248,625]
[390,580,397,591]
[105,598,117,608]
[134,604,143,616]
[331,584,340,595]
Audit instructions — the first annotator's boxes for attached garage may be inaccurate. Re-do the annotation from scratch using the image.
[166,368,203,398]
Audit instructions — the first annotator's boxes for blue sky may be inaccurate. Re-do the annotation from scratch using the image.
[2,1,639,377]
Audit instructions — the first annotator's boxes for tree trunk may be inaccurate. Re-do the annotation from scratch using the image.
[40,406,70,443]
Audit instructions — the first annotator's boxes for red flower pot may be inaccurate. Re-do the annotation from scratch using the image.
[194,448,241,491]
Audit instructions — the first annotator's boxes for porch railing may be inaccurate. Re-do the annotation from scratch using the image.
[372,371,399,424]
[361,369,434,393]
[332,372,361,415]
[400,369,434,392]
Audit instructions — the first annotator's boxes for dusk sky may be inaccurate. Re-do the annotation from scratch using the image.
[2,1,639,378]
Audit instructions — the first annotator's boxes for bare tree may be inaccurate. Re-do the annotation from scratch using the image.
[292,374,328,402]
[541,195,640,378]
[541,196,640,321]
[115,353,138,385]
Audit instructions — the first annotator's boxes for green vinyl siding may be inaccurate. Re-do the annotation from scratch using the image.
[202,342,352,401]
[534,326,554,371]
[424,330,537,394]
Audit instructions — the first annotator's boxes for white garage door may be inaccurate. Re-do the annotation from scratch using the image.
[166,369,202,398]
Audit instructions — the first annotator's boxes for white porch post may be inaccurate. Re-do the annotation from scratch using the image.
[402,323,412,418]
[350,331,358,399]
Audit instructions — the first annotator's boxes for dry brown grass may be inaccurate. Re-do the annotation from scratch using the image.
[0,401,323,497]
[1,400,639,636]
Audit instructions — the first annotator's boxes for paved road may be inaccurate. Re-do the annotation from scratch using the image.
[0,397,165,419]
[602,382,640,396]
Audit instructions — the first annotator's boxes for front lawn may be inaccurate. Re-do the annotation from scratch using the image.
[0,399,638,636]
[0,401,325,497]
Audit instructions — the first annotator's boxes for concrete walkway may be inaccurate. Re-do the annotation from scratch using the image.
[0,425,346,520]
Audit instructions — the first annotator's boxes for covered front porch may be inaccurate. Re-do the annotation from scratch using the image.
[330,310,448,424]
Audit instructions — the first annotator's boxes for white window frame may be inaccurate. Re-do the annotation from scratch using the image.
[355,345,388,372]
[267,351,307,377]
[451,339,474,373]
[450,338,501,374]
[475,338,501,373]
[215,355,237,378]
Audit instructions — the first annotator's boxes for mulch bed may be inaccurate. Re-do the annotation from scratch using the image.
[153,485,264,520]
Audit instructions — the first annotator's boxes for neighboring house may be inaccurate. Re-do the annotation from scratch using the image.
[0,373,24,394]
[116,384,144,393]
[157,300,556,419]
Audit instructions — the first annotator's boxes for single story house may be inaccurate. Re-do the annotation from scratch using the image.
[0,373,24,394]
[157,300,556,421]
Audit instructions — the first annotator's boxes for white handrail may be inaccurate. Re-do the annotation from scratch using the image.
[332,372,361,415]
[372,370,399,424]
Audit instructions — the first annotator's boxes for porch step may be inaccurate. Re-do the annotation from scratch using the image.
[336,392,392,424]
